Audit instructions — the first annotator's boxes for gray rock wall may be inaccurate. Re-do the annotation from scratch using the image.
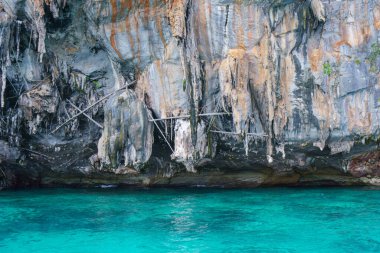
[0,0,379,188]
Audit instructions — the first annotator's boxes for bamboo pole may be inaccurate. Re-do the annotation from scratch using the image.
[50,81,135,134]
[148,112,231,122]
[148,113,174,152]
[67,100,103,129]
[0,167,6,179]
[149,115,190,121]
[210,130,240,135]
[206,97,223,134]
[210,130,268,137]
[21,148,53,159]
[247,133,268,137]
[199,112,232,117]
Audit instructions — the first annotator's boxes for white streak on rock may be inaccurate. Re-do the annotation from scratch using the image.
[310,0,326,22]
[171,119,208,172]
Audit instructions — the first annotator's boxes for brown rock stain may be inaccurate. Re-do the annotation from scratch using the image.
[219,48,252,133]
[374,5,380,29]
[334,2,371,51]
[346,92,372,134]
[120,0,131,11]
[65,47,79,54]
[312,87,330,124]
[309,48,323,72]
[141,0,150,26]
[233,4,246,50]
[154,60,170,117]
[167,0,186,38]
[275,56,294,133]
[154,0,167,47]
[196,0,211,58]
[110,0,123,59]
[250,30,270,87]
[348,151,380,177]
[124,16,135,60]
[133,13,142,65]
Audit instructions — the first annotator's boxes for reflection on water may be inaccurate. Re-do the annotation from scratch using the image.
[1,188,380,253]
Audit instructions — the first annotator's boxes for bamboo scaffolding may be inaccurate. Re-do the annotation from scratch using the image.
[50,81,135,134]
[67,100,103,129]
[147,112,174,152]
[206,97,224,134]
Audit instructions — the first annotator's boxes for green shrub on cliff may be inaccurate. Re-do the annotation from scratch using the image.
[323,61,332,76]
[368,43,380,73]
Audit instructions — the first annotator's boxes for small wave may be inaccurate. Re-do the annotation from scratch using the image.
[98,184,118,189]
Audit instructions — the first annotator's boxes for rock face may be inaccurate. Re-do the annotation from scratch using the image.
[0,0,379,188]
[97,90,153,170]
[18,79,59,134]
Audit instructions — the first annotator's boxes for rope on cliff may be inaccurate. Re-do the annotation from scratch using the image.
[50,81,136,134]
[67,100,103,129]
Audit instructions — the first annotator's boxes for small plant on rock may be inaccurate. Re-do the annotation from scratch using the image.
[323,61,332,76]
[367,43,380,73]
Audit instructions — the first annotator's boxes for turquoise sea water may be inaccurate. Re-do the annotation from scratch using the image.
[1,188,380,253]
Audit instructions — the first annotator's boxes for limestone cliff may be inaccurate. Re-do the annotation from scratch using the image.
[0,0,380,188]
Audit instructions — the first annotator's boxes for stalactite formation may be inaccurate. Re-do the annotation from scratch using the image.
[0,0,380,188]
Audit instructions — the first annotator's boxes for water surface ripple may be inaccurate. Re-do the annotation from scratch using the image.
[1,187,380,252]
